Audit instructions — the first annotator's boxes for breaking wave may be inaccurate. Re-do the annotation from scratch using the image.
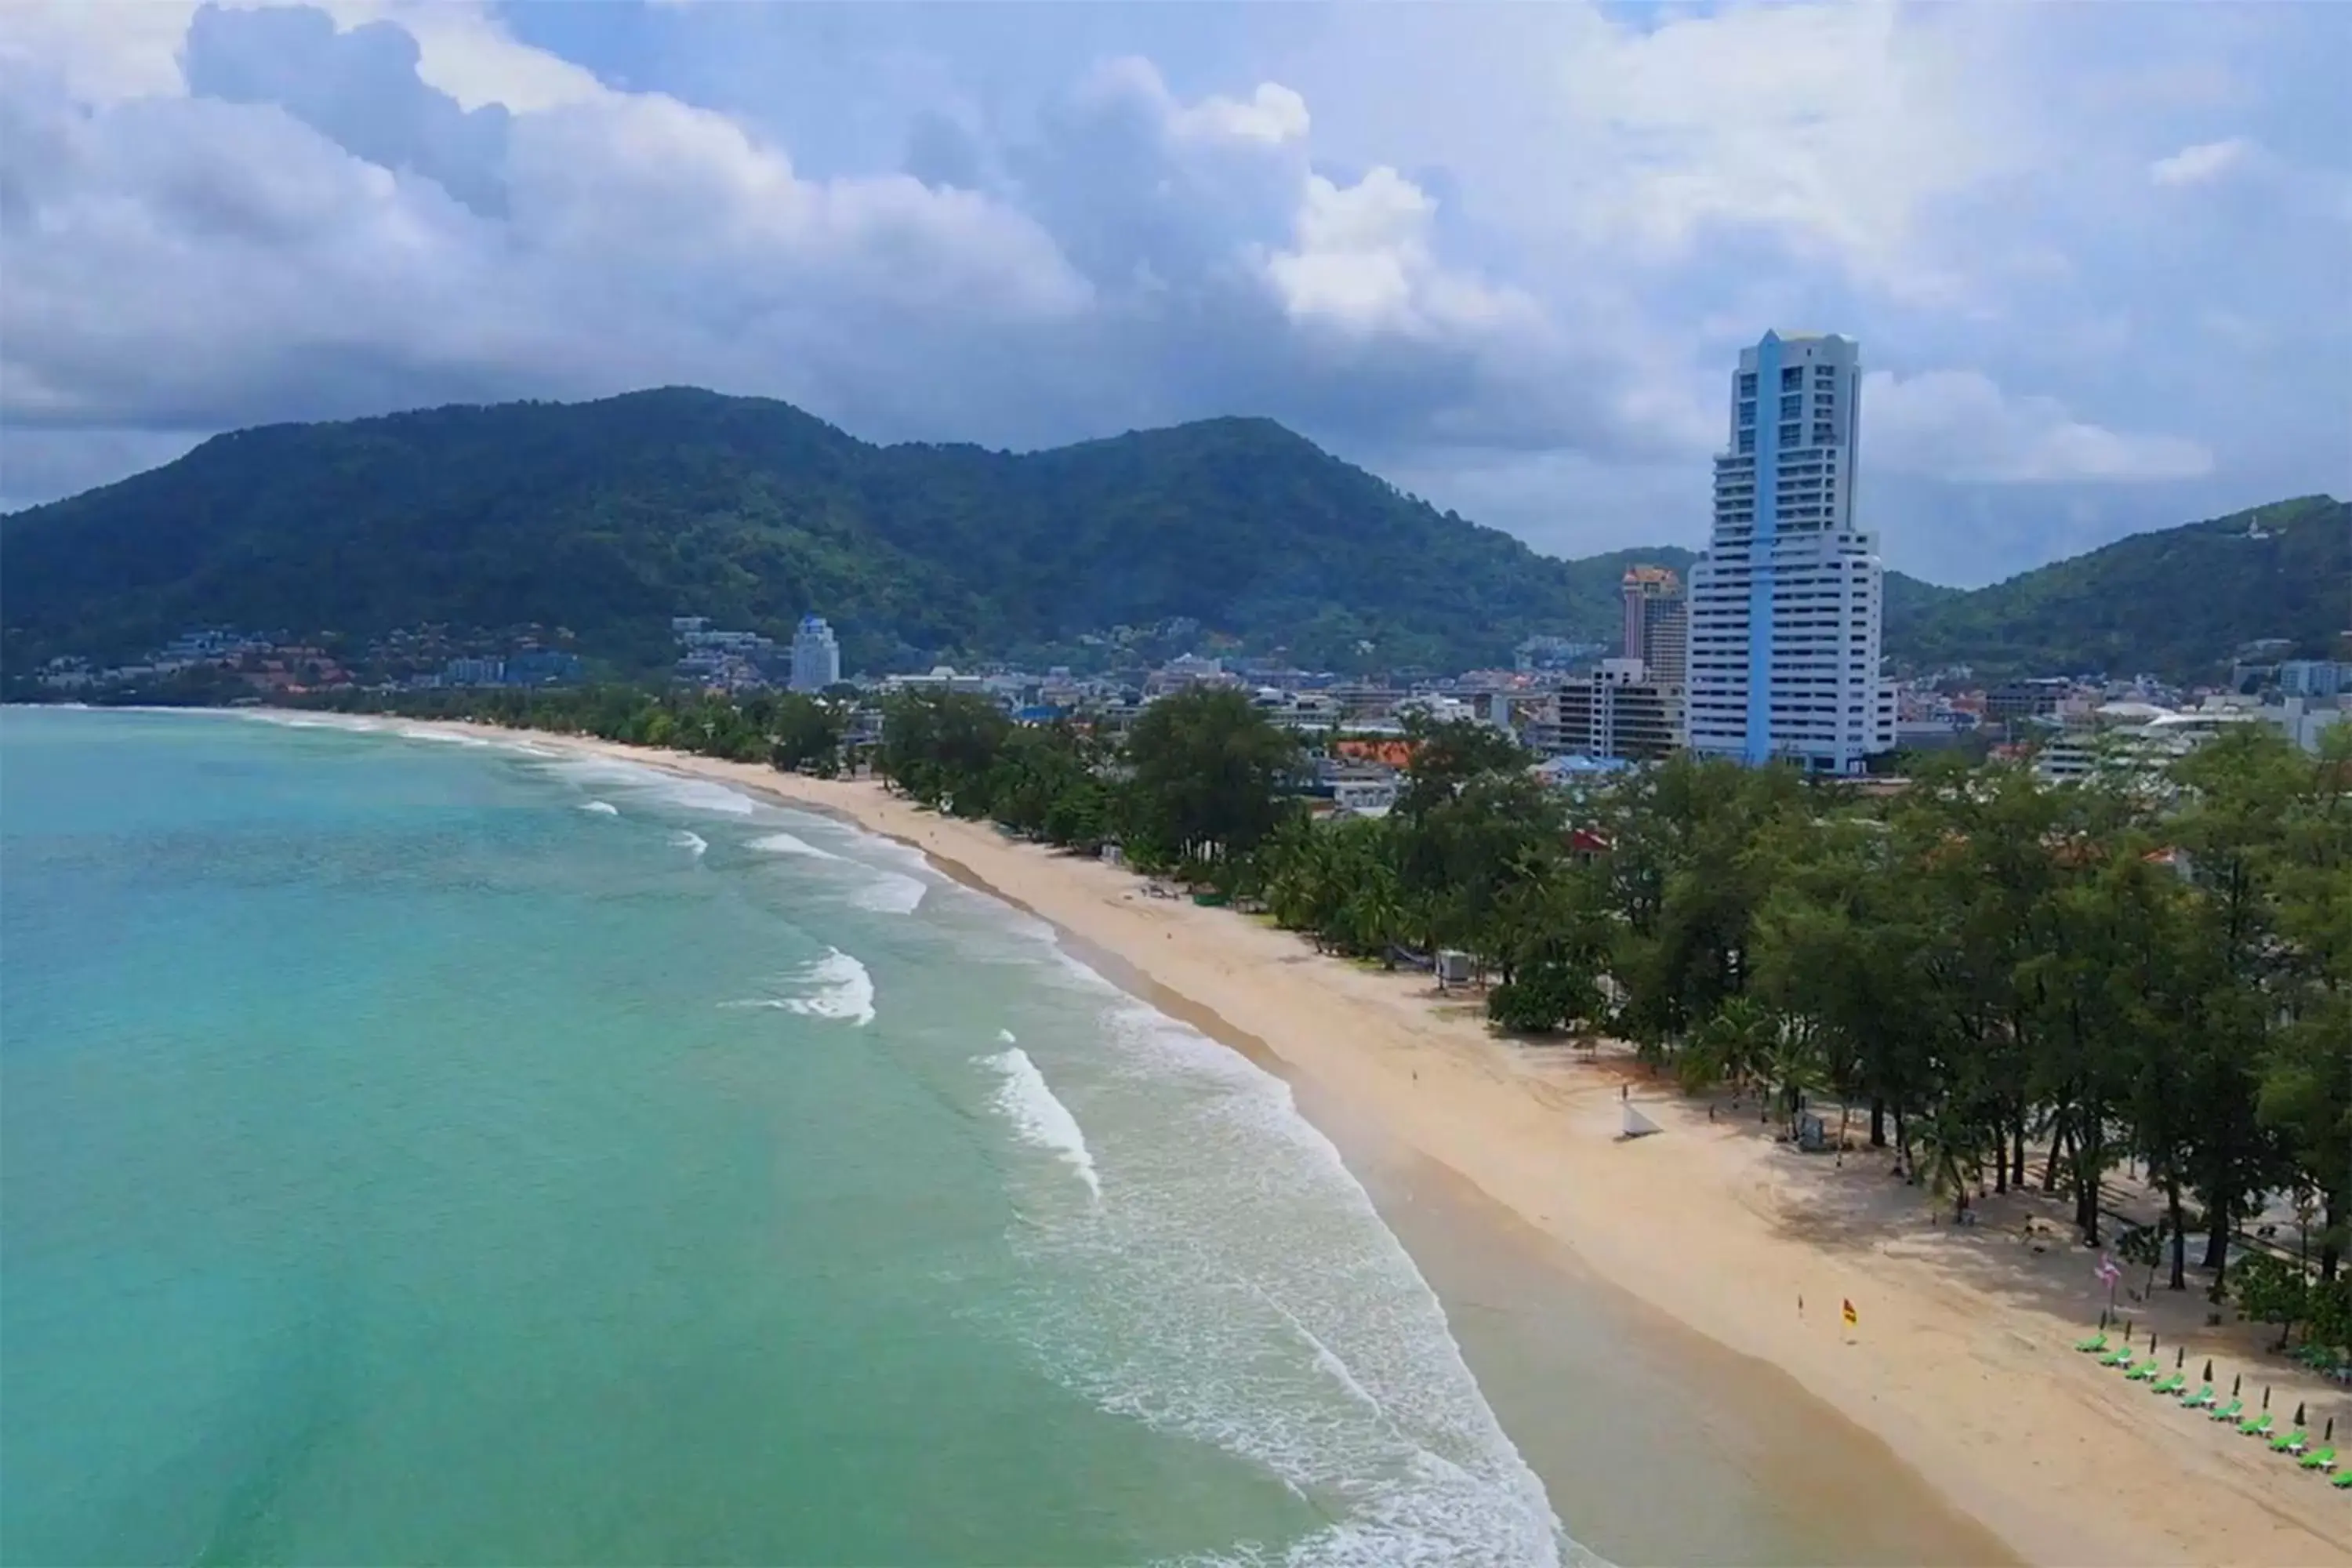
[746,830,843,861]
[985,977,1576,1566]
[578,800,619,816]
[741,947,875,1027]
[982,1035,1101,1202]
[670,830,708,857]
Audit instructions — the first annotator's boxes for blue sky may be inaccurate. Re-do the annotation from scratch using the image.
[2,0,2346,585]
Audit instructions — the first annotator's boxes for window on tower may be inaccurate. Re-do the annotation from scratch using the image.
[1781,366,1802,390]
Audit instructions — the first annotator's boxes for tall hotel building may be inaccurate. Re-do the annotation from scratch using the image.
[1687,332,1895,773]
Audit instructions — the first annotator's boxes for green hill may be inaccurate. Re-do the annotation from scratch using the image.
[2,389,2336,683]
[1885,495,2348,679]
[0,390,1677,675]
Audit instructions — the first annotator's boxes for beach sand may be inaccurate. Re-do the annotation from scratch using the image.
[427,723,2352,1566]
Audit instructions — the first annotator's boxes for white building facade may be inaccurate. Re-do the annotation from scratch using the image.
[789,615,841,692]
[1687,332,1894,773]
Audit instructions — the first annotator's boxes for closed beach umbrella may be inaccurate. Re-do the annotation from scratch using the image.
[2327,1417,2336,1442]
[2293,1402,2305,1426]
[2263,1387,2271,1410]
[2202,1359,2213,1382]
[2231,1373,2241,1396]
[2175,1346,2185,1367]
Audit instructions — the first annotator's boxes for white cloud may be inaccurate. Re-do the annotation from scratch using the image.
[1536,1,2026,299]
[2149,136,2256,187]
[1864,369,2213,484]
[1265,167,1530,339]
[1169,82,1308,147]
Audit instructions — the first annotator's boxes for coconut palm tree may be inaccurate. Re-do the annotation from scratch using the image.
[1914,1102,1988,1221]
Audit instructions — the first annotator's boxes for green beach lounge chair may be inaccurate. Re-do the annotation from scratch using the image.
[2100,1345,2136,1368]
[2150,1371,2187,1396]
[2296,1446,2334,1472]
[2239,1411,2274,1439]
[2208,1397,2243,1423]
[2270,1428,2307,1455]
[2180,1385,2216,1409]
[2330,1469,2352,1489]
[2074,1330,2109,1354]
[2127,1359,2162,1382]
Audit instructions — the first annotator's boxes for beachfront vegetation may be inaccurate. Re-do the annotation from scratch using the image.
[325,679,2352,1348]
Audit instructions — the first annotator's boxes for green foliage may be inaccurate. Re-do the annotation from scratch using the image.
[768,694,847,775]
[1487,965,1601,1036]
[0,391,1686,677]
[2230,1251,2310,1349]
[1120,688,1301,870]
[877,690,1012,815]
[1886,496,2349,680]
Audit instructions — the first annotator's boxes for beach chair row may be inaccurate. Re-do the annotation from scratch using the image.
[2073,1328,2347,1487]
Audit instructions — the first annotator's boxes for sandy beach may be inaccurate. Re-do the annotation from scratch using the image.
[428,721,2351,1566]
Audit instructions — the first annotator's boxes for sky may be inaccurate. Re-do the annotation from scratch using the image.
[2,0,2347,586]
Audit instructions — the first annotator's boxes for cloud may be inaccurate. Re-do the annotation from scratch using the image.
[2150,136,2256,187]
[1864,370,2213,484]
[0,0,2343,592]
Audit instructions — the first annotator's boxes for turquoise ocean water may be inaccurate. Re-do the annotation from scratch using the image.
[0,708,1573,1566]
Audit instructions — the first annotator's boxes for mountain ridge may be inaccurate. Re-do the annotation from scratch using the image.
[2,389,2339,681]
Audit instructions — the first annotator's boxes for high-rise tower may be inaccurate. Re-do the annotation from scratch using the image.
[1620,565,1688,686]
[1686,332,1893,773]
[790,615,842,692]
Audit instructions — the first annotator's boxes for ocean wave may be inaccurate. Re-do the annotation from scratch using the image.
[993,998,1573,1567]
[746,830,844,861]
[848,871,927,915]
[544,757,758,817]
[779,948,876,1026]
[397,727,492,746]
[670,830,708,857]
[578,800,619,816]
[982,1036,1101,1202]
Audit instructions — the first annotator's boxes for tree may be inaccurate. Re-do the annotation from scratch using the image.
[875,689,1010,814]
[2230,1251,2312,1352]
[769,693,847,775]
[1122,687,1301,873]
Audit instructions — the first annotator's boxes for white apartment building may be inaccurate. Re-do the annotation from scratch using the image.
[790,615,842,692]
[1687,332,1895,773]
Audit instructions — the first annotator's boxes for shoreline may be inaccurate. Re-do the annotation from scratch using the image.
[265,714,2352,1563]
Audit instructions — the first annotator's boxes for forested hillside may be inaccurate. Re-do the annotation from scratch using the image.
[2,388,2336,681]
[0,391,1662,674]
[1885,496,2347,678]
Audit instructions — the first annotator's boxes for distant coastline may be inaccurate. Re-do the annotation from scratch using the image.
[318,711,2349,1568]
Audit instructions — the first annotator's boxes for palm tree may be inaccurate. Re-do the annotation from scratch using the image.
[1687,995,1776,1100]
[1914,1102,1987,1221]
[1760,1016,1830,1139]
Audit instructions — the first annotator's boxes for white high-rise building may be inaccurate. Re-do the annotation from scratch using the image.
[1687,332,1895,773]
[789,615,841,692]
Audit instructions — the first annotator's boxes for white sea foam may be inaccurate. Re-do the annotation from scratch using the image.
[398,727,491,746]
[984,990,1577,1567]
[746,830,844,861]
[848,871,927,915]
[670,830,708,857]
[545,757,757,817]
[578,800,619,816]
[779,948,876,1026]
[983,1041,1102,1203]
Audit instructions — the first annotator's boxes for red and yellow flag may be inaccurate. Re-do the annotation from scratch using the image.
[1841,1298,1858,1328]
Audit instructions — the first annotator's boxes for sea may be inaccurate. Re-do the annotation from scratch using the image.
[0,707,1579,1566]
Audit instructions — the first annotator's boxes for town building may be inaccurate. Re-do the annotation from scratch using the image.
[1686,331,1894,773]
[790,615,842,692]
[1620,565,1689,686]
[1519,659,1685,764]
